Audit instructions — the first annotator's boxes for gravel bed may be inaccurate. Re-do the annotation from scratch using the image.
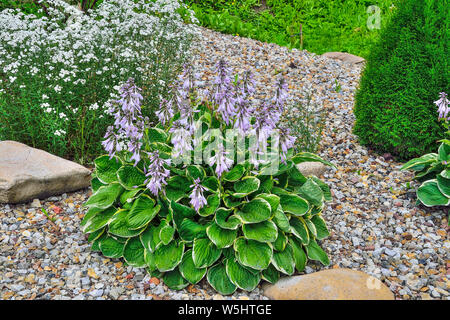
[1,26,448,300]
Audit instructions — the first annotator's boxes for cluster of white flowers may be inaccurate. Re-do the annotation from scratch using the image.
[0,0,198,142]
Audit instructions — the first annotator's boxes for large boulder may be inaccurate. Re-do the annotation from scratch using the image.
[263,269,395,300]
[0,141,91,204]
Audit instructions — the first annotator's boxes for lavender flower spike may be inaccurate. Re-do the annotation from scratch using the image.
[435,92,449,120]
[208,144,234,177]
[279,126,296,163]
[145,151,171,196]
[189,178,207,212]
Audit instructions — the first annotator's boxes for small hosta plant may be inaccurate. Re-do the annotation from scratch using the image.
[81,60,334,294]
[401,92,450,221]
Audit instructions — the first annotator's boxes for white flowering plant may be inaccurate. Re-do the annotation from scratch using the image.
[0,0,196,163]
[81,61,334,294]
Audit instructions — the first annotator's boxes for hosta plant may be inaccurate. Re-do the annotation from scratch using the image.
[401,92,450,222]
[81,61,334,294]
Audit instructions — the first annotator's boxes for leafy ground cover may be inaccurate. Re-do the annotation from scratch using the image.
[183,0,396,58]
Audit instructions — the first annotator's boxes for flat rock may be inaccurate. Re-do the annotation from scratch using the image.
[263,269,394,300]
[0,141,91,204]
[321,52,365,64]
[296,162,326,177]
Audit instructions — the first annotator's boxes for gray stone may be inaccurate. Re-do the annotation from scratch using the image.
[321,52,366,64]
[0,141,91,203]
[296,162,327,177]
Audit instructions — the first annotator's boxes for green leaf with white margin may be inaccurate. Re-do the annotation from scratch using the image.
[84,183,123,209]
[272,206,290,233]
[289,236,308,272]
[215,207,241,230]
[198,194,220,217]
[279,194,309,216]
[99,236,125,258]
[144,250,157,272]
[81,207,103,228]
[119,188,143,206]
[126,195,160,230]
[305,239,330,266]
[192,238,222,268]
[223,164,245,182]
[202,176,219,192]
[304,218,317,238]
[400,153,438,171]
[82,207,116,233]
[311,215,330,240]
[179,219,207,242]
[206,222,237,248]
[262,264,280,284]
[292,152,335,167]
[271,244,295,275]
[255,193,280,212]
[297,178,324,207]
[310,176,332,201]
[91,177,105,192]
[441,169,450,179]
[123,236,146,267]
[290,217,310,245]
[417,179,450,207]
[438,143,450,162]
[159,224,175,245]
[234,238,272,271]
[148,127,168,143]
[207,263,237,295]
[165,175,191,202]
[242,220,278,243]
[436,174,450,198]
[273,230,287,251]
[140,220,166,253]
[233,176,260,198]
[109,209,146,238]
[178,249,207,284]
[287,165,307,187]
[186,165,206,180]
[170,201,196,228]
[117,165,147,190]
[154,240,185,272]
[223,195,241,208]
[225,258,261,292]
[94,155,122,184]
[87,228,105,243]
[163,268,189,290]
[235,198,271,224]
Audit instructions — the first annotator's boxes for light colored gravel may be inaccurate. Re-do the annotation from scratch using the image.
[1,26,448,300]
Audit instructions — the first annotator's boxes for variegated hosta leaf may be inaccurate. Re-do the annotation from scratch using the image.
[223,164,245,182]
[297,178,324,207]
[305,239,330,266]
[400,153,438,171]
[242,220,278,243]
[179,219,208,242]
[165,175,191,202]
[417,179,450,207]
[235,198,271,224]
[255,193,280,212]
[117,165,147,190]
[233,238,272,271]
[126,195,159,230]
[99,235,125,259]
[233,176,260,198]
[84,183,123,209]
[272,206,291,233]
[163,268,189,290]
[225,258,261,292]
[140,220,167,253]
[310,215,330,240]
[292,152,335,167]
[192,238,222,268]
[215,207,241,230]
[207,263,237,295]
[271,244,295,275]
[198,194,220,217]
[109,209,146,238]
[178,249,207,284]
[273,230,288,251]
[154,240,185,272]
[81,207,116,233]
[159,224,175,245]
[261,264,280,284]
[123,236,146,267]
[206,222,237,248]
[170,201,196,228]
[186,165,206,181]
[279,194,309,216]
[310,176,332,201]
[289,236,308,272]
[436,174,450,198]
[438,142,450,162]
[290,216,310,245]
[94,155,122,184]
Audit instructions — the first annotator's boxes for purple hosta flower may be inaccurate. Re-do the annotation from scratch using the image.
[279,126,296,163]
[208,144,234,177]
[170,120,193,158]
[233,71,255,133]
[156,98,175,126]
[272,76,288,113]
[435,92,449,120]
[102,126,122,159]
[178,64,200,100]
[145,151,171,196]
[189,178,207,212]
[212,60,236,125]
[115,78,144,134]
[240,70,256,97]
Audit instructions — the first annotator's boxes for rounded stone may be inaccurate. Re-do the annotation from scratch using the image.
[296,162,327,177]
[263,269,395,300]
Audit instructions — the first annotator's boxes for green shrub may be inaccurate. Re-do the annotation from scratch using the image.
[81,62,333,294]
[353,0,449,160]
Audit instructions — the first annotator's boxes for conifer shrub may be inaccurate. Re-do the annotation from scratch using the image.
[353,0,449,160]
